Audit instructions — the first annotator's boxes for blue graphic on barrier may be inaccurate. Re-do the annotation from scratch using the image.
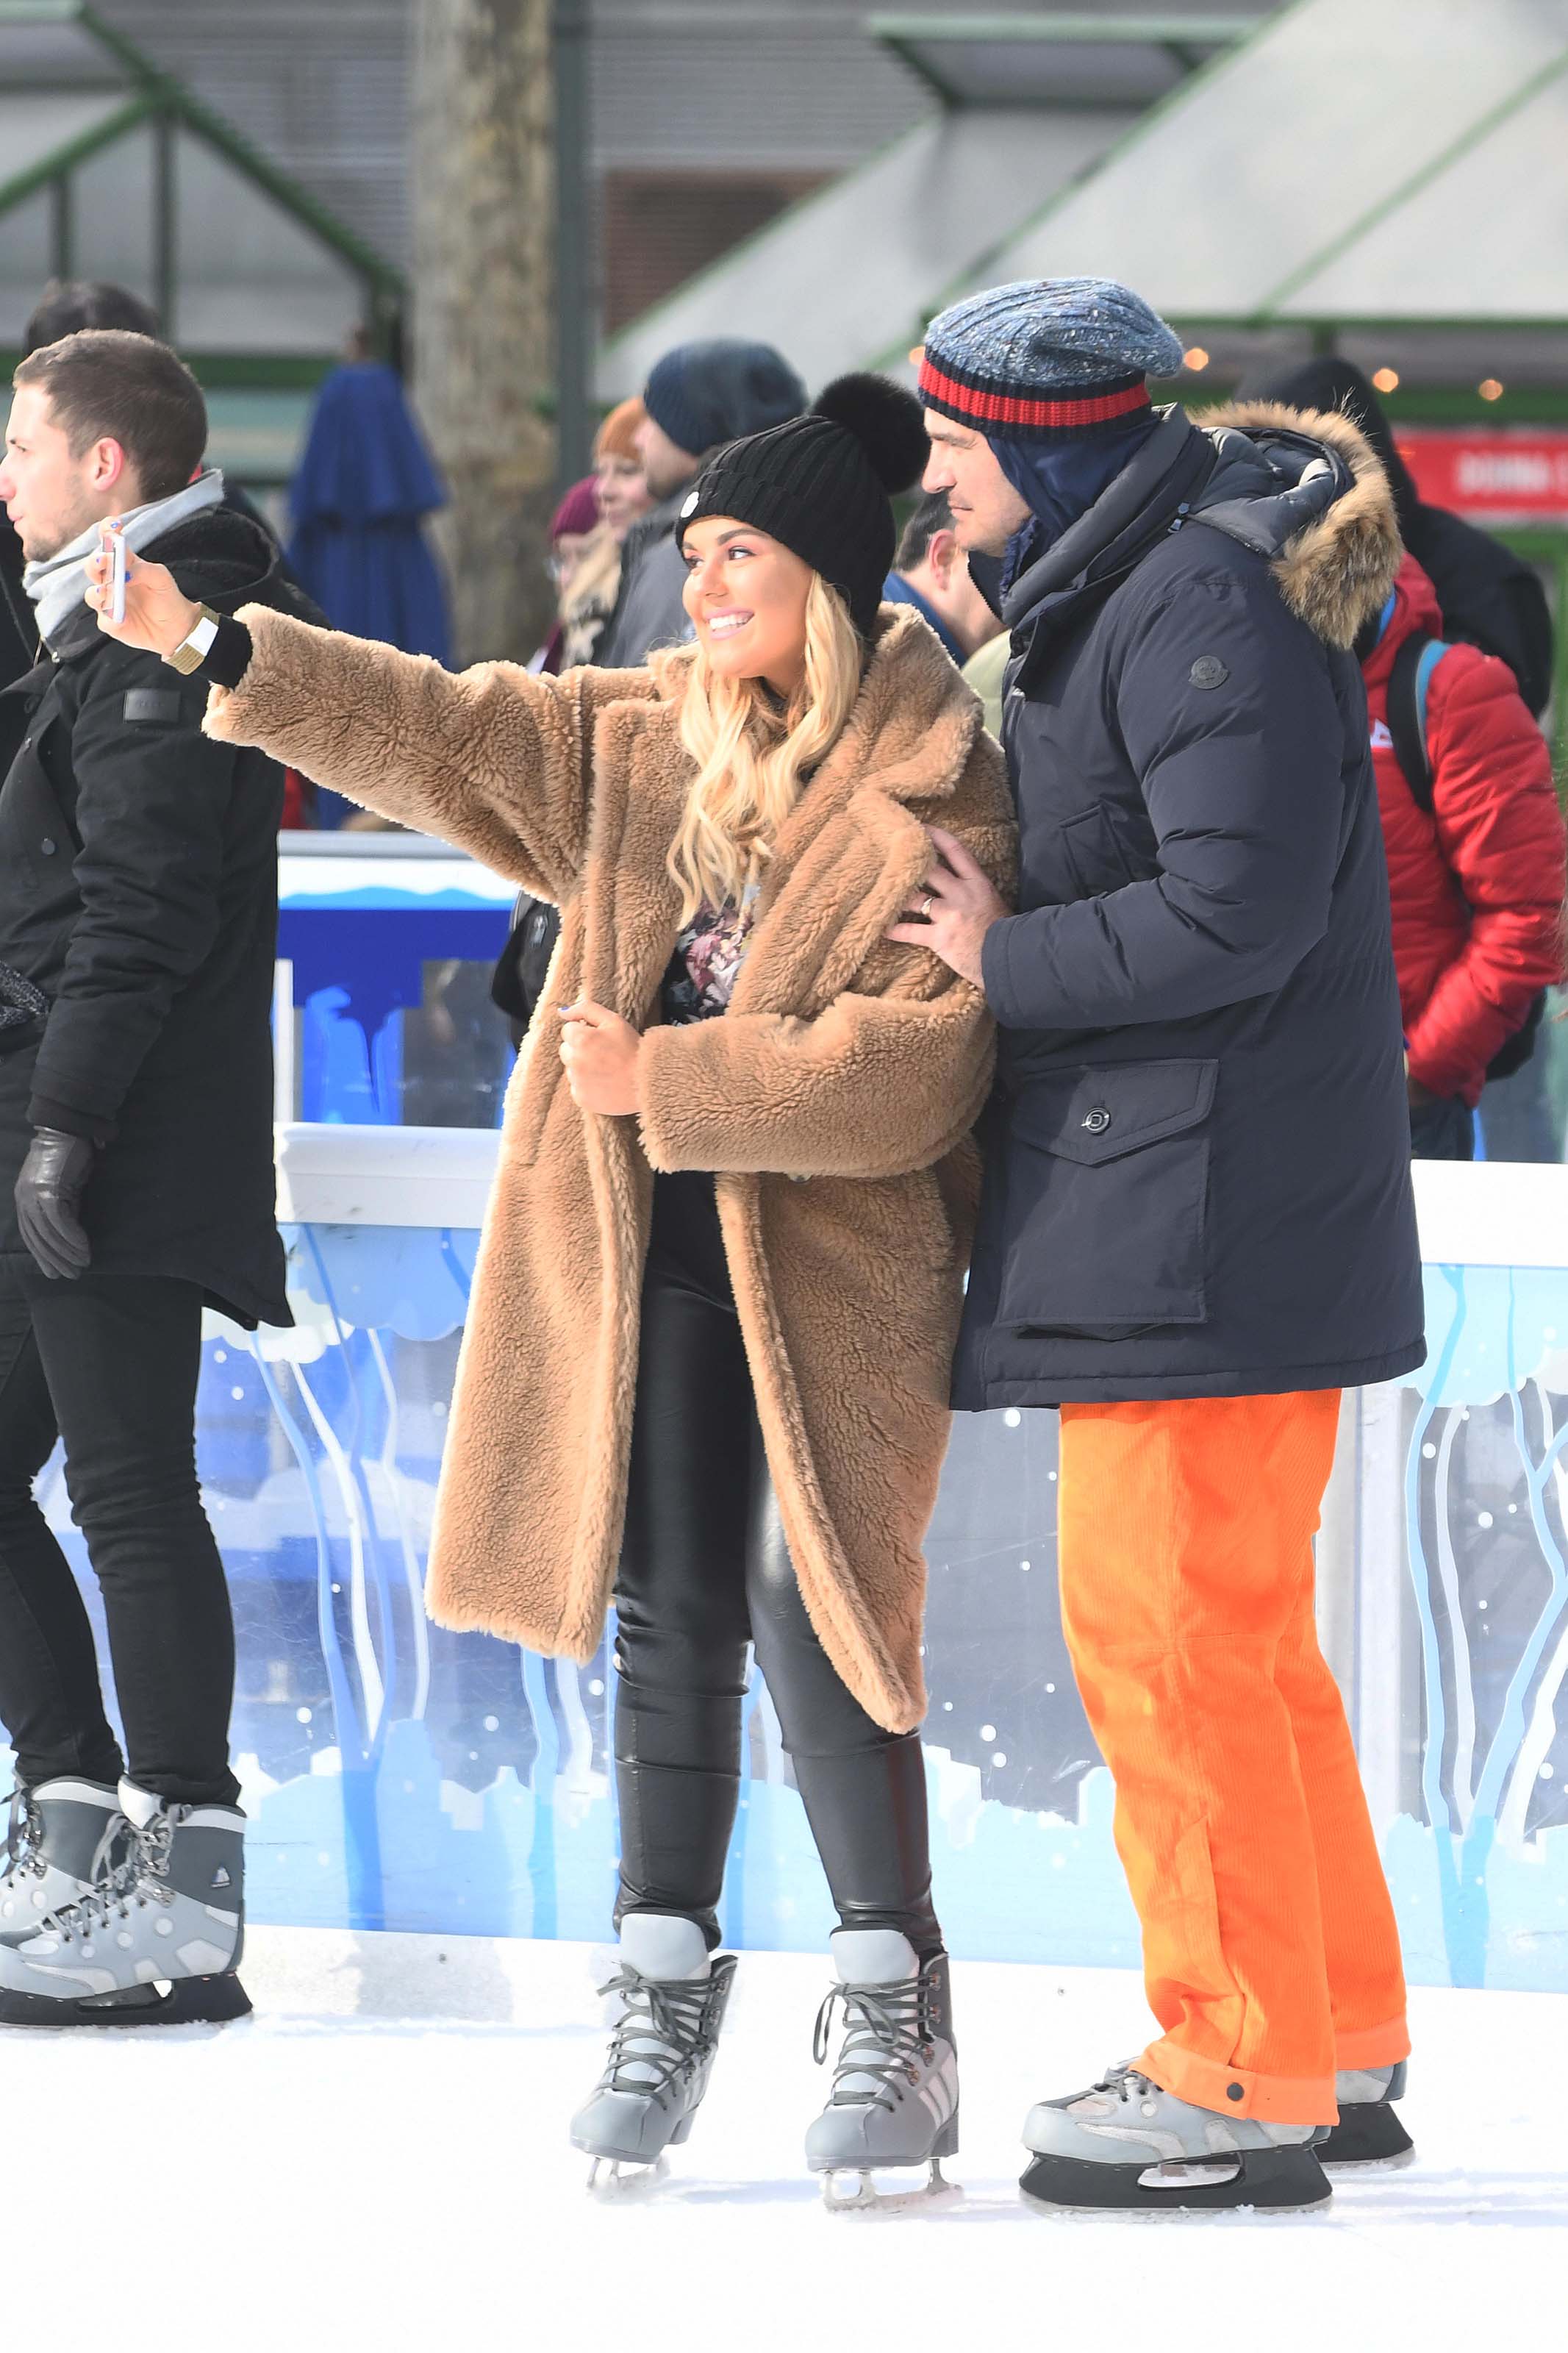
[277,904,513,1124]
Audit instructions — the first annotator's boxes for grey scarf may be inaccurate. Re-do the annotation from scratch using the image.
[23,469,226,649]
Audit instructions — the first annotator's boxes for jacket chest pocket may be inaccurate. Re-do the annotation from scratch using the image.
[1057,803,1140,898]
[0,719,76,896]
[996,1059,1217,1337]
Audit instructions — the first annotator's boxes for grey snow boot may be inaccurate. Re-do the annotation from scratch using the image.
[1317,2061,1413,2169]
[806,1929,959,2208]
[0,1781,122,1946]
[1021,2065,1332,2212]
[570,1913,737,2183]
[0,1778,249,2027]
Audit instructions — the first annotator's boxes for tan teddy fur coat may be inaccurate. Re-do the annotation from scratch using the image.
[206,603,1016,1732]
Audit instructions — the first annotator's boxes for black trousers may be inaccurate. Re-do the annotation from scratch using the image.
[612,1172,941,1955]
[0,1261,238,1807]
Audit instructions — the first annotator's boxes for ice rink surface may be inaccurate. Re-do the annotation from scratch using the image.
[12,1929,1561,2352]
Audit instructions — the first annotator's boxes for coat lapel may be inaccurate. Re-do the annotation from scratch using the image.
[734,607,984,1015]
[578,606,984,1026]
[579,699,687,1023]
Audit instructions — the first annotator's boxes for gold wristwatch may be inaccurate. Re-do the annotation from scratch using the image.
[164,604,221,676]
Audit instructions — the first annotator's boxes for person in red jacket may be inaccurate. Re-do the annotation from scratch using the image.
[1363,553,1565,1158]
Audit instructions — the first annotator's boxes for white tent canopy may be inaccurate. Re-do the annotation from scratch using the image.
[598,105,1142,401]
[595,11,1264,399]
[937,0,1568,325]
[598,0,1568,397]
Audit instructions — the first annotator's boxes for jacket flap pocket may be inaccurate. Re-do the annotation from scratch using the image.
[1012,1059,1218,1167]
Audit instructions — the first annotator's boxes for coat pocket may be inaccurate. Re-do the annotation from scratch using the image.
[1058,804,1137,896]
[996,1058,1217,1335]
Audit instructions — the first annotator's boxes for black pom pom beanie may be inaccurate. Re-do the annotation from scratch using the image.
[676,374,930,639]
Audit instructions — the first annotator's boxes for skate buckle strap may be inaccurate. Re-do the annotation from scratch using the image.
[3,1788,43,1882]
[595,1965,722,2103]
[813,1977,932,2115]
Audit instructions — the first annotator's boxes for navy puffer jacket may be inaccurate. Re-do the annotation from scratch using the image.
[956,401,1425,1407]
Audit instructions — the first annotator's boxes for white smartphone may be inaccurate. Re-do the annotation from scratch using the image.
[107,527,127,624]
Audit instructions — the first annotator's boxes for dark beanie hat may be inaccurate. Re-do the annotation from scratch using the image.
[642,338,806,461]
[1234,354,1419,532]
[675,374,930,638]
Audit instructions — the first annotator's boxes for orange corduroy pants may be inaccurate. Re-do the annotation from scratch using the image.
[1056,1388,1408,2127]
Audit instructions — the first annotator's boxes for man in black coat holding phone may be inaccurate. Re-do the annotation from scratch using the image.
[0,329,305,2025]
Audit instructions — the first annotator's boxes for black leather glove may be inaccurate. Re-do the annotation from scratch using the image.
[15,1128,96,1280]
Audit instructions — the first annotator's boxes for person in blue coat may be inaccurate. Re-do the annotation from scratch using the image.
[891,278,1424,2212]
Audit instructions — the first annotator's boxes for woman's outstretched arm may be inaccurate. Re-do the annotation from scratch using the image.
[207,604,650,899]
[86,536,654,900]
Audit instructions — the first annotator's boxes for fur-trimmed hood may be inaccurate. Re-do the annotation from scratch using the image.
[996,399,1402,656]
[1190,400,1403,649]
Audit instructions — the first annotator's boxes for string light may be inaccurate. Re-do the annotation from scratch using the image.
[1183,346,1210,371]
[1478,377,1506,401]
[1371,367,1400,393]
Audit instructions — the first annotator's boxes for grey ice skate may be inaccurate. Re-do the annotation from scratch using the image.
[570,1913,737,2185]
[806,1929,959,2210]
[1,1781,122,1946]
[1021,2063,1331,2211]
[1316,2061,1413,2170]
[0,1778,249,2027]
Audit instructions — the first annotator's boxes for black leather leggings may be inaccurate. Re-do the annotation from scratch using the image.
[612,1171,942,1956]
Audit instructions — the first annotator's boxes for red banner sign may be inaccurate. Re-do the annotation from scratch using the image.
[1394,429,1568,522]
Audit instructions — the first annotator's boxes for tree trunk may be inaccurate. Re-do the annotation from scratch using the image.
[412,0,556,666]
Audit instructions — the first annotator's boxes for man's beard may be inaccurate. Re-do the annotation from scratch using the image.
[643,450,698,501]
[18,493,98,565]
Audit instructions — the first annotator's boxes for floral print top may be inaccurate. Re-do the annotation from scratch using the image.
[662,888,759,1025]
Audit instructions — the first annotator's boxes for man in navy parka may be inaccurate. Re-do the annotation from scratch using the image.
[892,277,1425,2213]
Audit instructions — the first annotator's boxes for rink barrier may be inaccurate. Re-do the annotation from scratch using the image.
[13,1124,1568,1990]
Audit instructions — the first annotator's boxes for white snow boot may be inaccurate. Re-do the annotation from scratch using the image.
[1,1780,122,1946]
[0,1778,249,2027]
[1021,2063,1332,2212]
[806,1929,959,2210]
[1317,2061,1413,2169]
[570,1913,737,2185]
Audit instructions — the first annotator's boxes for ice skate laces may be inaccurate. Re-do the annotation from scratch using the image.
[813,1976,930,2115]
[595,1965,719,2102]
[43,1813,173,1942]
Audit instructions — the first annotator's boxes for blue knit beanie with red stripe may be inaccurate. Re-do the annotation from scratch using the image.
[918,277,1185,443]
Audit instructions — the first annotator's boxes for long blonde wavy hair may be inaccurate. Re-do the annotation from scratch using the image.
[667,574,862,924]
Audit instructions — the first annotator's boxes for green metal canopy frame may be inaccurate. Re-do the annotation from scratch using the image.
[0,0,403,366]
[870,13,1264,104]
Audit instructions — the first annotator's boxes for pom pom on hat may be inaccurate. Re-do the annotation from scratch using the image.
[812,372,929,495]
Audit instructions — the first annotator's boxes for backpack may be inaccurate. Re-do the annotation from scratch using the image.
[1386,629,1547,1082]
[1403,504,1555,718]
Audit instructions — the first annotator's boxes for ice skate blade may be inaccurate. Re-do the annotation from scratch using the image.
[584,2153,670,2196]
[820,2158,959,2216]
[1020,2143,1332,2215]
[1317,2104,1415,2171]
[0,1971,251,2030]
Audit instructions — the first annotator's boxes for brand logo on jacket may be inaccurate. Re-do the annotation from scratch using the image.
[1370,720,1393,750]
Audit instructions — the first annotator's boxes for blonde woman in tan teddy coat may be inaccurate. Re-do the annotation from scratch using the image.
[88,375,1015,2202]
